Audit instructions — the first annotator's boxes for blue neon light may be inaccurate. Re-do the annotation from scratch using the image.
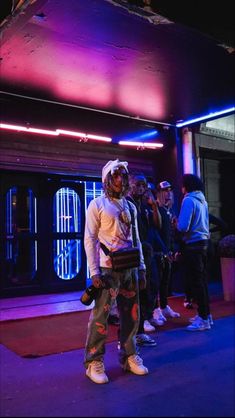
[119,129,158,141]
[176,107,235,128]
[53,187,81,280]
[53,184,103,281]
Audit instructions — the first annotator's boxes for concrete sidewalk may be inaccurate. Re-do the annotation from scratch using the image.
[0,314,234,417]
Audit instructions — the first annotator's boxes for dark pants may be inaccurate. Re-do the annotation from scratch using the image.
[183,246,210,319]
[137,242,160,333]
[156,256,172,309]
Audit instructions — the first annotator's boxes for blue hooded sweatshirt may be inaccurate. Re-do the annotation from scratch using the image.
[177,191,210,244]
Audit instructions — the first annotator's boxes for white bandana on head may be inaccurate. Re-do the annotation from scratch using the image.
[102,159,129,183]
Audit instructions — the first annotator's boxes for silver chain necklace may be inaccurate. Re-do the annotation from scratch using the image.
[112,198,132,238]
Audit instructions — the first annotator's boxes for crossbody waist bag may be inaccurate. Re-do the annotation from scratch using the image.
[100,201,140,271]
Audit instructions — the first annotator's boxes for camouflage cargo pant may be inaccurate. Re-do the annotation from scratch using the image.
[84,267,140,368]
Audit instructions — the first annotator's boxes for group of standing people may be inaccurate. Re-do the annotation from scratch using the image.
[83,159,211,384]
[126,174,180,347]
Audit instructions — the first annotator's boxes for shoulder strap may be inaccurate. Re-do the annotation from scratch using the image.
[100,242,110,256]
[126,200,137,247]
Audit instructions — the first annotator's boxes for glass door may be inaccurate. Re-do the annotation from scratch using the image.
[51,183,86,289]
[5,185,38,287]
[0,172,86,296]
[0,173,41,295]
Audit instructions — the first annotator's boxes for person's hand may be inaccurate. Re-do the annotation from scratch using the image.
[166,252,174,262]
[174,251,182,262]
[171,216,178,228]
[91,274,103,288]
[144,190,155,206]
[138,270,146,290]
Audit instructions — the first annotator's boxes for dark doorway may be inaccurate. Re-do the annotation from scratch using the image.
[200,149,234,281]
[0,171,86,297]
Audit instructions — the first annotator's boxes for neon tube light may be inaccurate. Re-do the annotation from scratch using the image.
[86,134,112,142]
[0,123,58,136]
[56,129,87,139]
[118,141,163,149]
[56,129,112,142]
[176,107,235,127]
[0,123,112,142]
[182,128,195,174]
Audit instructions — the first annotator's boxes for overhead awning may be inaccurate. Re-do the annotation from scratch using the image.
[0,0,234,130]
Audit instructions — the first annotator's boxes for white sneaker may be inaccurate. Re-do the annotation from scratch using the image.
[153,308,166,325]
[149,317,163,328]
[86,361,109,384]
[186,316,211,331]
[183,299,194,309]
[189,314,199,323]
[189,314,213,326]
[136,334,157,347]
[144,320,155,332]
[208,314,214,326]
[162,305,180,318]
[125,354,148,375]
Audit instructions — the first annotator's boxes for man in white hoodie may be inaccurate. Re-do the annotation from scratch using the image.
[177,174,212,331]
[84,159,148,384]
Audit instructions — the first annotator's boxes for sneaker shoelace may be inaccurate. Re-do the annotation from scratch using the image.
[130,355,143,365]
[142,334,152,342]
[136,334,145,342]
[191,315,212,323]
[191,316,205,325]
[190,315,199,322]
[145,320,154,328]
[155,309,165,320]
[92,361,105,374]
[166,306,179,316]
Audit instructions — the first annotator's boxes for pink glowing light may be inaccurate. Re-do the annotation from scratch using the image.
[0,8,167,122]
[86,134,111,142]
[118,141,163,149]
[0,123,58,136]
[56,129,87,139]
[56,129,111,142]
[182,128,194,174]
[0,123,112,142]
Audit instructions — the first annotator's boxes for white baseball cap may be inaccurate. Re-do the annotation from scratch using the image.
[157,180,172,191]
[102,159,128,183]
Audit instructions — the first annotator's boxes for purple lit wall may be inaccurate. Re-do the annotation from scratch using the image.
[1,0,234,126]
